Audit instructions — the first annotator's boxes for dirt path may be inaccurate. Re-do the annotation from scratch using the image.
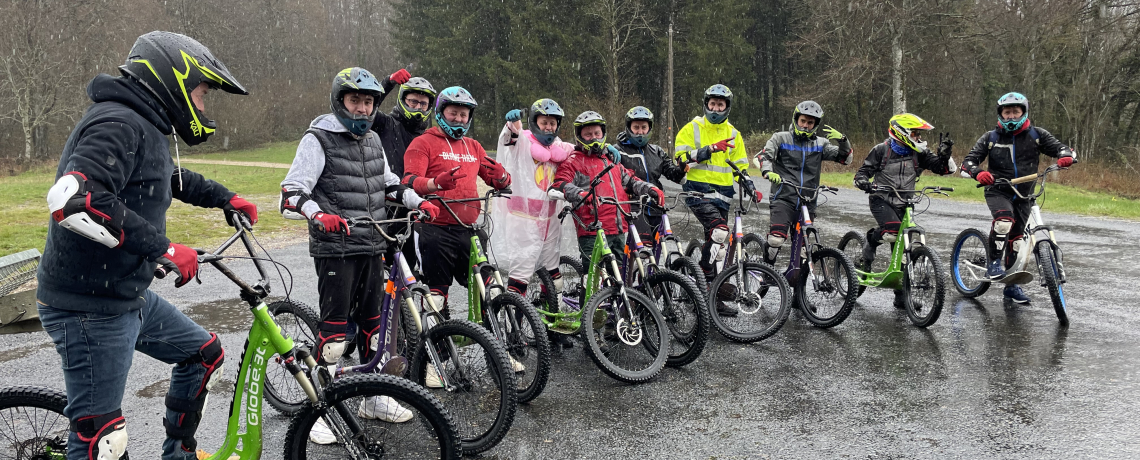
[177,158,291,169]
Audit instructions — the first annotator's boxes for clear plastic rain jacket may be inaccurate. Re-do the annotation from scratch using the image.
[488,123,575,280]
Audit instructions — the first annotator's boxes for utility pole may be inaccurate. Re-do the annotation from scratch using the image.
[663,10,675,152]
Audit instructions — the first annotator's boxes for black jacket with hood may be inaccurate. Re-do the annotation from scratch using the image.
[962,124,1075,196]
[37,74,235,314]
[369,77,428,176]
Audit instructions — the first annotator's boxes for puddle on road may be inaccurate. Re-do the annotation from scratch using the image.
[137,377,236,399]
[0,341,52,364]
[183,299,255,334]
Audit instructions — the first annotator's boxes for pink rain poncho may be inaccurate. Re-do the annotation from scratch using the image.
[488,121,575,283]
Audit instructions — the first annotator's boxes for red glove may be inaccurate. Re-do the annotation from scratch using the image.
[418,201,439,221]
[155,243,198,288]
[976,171,994,186]
[433,166,468,191]
[711,135,737,152]
[1057,156,1074,168]
[389,69,411,85]
[223,195,258,225]
[753,191,764,203]
[312,212,350,235]
[481,157,511,189]
[650,187,665,208]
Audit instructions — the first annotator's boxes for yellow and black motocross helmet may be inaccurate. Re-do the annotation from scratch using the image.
[119,31,247,146]
[573,111,607,155]
[394,77,436,126]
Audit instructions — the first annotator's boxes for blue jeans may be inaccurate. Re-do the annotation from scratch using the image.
[39,290,216,460]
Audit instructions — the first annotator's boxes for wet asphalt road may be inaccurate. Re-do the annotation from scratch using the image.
[2,186,1139,459]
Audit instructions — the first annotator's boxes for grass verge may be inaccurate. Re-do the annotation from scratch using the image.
[820,172,1140,220]
[0,159,305,256]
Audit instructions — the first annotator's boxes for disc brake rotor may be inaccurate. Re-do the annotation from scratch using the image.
[616,318,643,346]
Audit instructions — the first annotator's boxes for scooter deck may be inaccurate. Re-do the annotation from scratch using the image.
[996,270,1034,285]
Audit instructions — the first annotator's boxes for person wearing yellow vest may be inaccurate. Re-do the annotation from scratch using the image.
[675,84,761,316]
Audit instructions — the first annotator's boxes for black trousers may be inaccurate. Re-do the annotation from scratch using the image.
[984,188,1032,262]
[688,200,729,279]
[867,195,906,247]
[314,254,386,362]
[413,223,491,314]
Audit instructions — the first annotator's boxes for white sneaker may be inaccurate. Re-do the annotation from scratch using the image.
[425,364,443,388]
[509,355,525,373]
[358,395,414,423]
[309,417,336,445]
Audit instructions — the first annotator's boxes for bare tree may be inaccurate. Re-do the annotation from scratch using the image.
[589,0,654,116]
[0,0,106,161]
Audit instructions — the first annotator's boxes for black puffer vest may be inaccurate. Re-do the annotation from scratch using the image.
[307,129,392,257]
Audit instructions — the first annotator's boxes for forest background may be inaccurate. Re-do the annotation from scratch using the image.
[2,0,1138,196]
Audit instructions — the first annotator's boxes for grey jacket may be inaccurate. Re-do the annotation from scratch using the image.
[759,129,853,205]
[281,114,424,257]
[855,141,955,207]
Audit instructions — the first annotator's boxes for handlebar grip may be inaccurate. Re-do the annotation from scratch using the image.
[1009,173,1040,185]
[943,187,955,192]
[154,265,168,279]
[558,206,570,220]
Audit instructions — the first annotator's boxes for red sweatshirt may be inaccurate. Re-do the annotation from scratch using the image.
[403,127,509,226]
[551,147,653,237]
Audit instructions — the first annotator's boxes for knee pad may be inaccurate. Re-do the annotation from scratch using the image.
[71,410,128,460]
[709,227,730,262]
[709,226,729,245]
[188,333,225,396]
[880,222,900,244]
[429,288,451,320]
[769,223,789,241]
[315,321,347,365]
[552,276,564,293]
[359,314,383,356]
[765,233,786,262]
[993,219,1014,236]
[164,334,224,453]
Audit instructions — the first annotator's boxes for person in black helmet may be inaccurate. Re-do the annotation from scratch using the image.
[36,31,256,460]
[280,67,440,442]
[614,106,686,244]
[369,70,437,269]
[757,100,853,266]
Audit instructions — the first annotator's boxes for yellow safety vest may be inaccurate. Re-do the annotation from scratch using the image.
[674,116,749,187]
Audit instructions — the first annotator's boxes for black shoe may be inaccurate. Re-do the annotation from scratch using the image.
[893,290,907,310]
[715,283,740,317]
[548,331,574,349]
[715,301,739,317]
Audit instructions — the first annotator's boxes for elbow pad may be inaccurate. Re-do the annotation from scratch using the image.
[279,187,313,220]
[47,172,123,248]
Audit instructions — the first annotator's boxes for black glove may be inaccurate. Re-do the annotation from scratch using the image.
[938,132,954,157]
[741,177,757,196]
[688,146,713,163]
[854,177,872,193]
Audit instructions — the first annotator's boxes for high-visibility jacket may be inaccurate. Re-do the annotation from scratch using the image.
[674,116,749,187]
